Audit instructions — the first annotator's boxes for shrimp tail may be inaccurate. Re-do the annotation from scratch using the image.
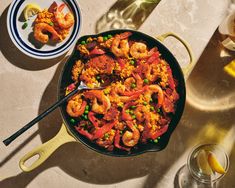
[51,32,62,41]
[57,3,65,12]
[119,31,132,40]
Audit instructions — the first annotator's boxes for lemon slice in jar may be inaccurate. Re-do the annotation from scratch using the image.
[196,149,213,175]
[23,4,41,21]
[208,151,226,174]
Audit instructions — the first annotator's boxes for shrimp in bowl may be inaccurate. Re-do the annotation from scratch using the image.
[33,2,75,44]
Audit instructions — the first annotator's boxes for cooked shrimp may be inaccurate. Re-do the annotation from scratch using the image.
[130,42,148,59]
[111,35,129,57]
[122,121,140,147]
[66,94,87,117]
[34,23,61,44]
[135,105,148,122]
[84,90,111,114]
[144,63,159,82]
[109,82,140,103]
[55,4,75,29]
[109,82,125,102]
[124,73,143,91]
[145,85,164,107]
[124,77,136,90]
[132,73,143,89]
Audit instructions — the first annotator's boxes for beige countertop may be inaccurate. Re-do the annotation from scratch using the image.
[1,0,234,187]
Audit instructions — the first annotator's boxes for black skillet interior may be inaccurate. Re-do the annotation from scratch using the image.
[58,29,186,157]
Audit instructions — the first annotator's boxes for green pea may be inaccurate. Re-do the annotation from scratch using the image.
[157,108,160,112]
[49,22,54,26]
[107,34,112,39]
[85,105,89,110]
[150,98,153,102]
[125,109,130,114]
[131,83,136,88]
[129,110,134,115]
[101,79,104,84]
[103,36,108,41]
[22,22,28,29]
[158,137,161,140]
[130,60,135,65]
[84,115,88,120]
[153,139,158,143]
[70,118,75,123]
[104,133,109,139]
[144,79,149,84]
[81,41,86,45]
[96,76,101,80]
[132,115,136,119]
[120,130,123,134]
[130,105,136,109]
[150,106,155,111]
[143,101,147,105]
[84,110,89,114]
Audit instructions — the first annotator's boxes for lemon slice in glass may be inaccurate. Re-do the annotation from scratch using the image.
[23,4,41,21]
[196,149,213,175]
[208,151,226,174]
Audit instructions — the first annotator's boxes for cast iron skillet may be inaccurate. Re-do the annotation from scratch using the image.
[19,29,194,172]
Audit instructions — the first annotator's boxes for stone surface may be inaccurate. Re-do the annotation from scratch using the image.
[0,0,234,188]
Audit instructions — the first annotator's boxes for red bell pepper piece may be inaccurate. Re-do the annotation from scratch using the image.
[114,130,130,151]
[150,125,169,140]
[89,48,105,55]
[92,120,117,140]
[79,101,87,116]
[67,83,76,91]
[142,114,169,141]
[119,31,132,39]
[146,48,160,64]
[117,58,126,70]
[166,65,175,90]
[75,126,93,140]
[122,102,136,121]
[88,111,99,127]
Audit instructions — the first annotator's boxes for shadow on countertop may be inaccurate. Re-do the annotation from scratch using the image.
[0,6,65,71]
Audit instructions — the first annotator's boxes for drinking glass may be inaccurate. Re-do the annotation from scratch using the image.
[187,144,229,186]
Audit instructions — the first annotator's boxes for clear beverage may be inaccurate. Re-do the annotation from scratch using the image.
[187,144,229,185]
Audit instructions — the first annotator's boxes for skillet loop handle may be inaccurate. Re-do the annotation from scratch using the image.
[156,32,195,79]
[19,124,76,172]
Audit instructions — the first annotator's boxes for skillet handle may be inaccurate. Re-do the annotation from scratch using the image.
[19,124,76,172]
[156,32,195,79]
